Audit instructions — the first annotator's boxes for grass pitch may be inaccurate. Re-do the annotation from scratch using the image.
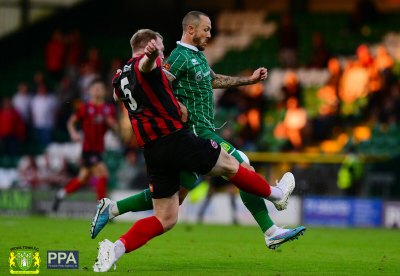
[1,216,399,275]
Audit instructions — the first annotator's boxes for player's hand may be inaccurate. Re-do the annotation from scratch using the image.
[251,67,268,83]
[144,39,160,59]
[177,101,188,123]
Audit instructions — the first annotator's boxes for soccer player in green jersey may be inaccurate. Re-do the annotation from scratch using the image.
[91,11,305,249]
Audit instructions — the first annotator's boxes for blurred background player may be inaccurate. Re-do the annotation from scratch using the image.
[52,79,117,211]
[197,176,239,224]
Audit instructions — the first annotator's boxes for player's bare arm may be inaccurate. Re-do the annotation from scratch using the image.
[139,39,161,73]
[106,116,119,133]
[211,67,268,88]
[163,71,175,82]
[67,114,81,142]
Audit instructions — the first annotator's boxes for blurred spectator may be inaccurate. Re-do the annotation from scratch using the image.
[326,57,343,93]
[0,97,26,156]
[282,70,303,105]
[37,153,71,188]
[197,176,238,224]
[86,47,102,74]
[274,97,307,150]
[356,44,374,68]
[33,71,46,92]
[339,60,369,117]
[56,76,80,139]
[65,30,83,81]
[278,14,299,68]
[313,58,342,140]
[337,146,364,196]
[341,44,382,119]
[12,82,32,123]
[116,148,147,190]
[30,84,59,149]
[236,82,264,150]
[307,32,331,69]
[374,45,395,94]
[18,155,39,189]
[45,30,66,81]
[78,63,100,102]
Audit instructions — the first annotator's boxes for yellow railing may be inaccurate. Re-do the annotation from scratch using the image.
[245,152,389,164]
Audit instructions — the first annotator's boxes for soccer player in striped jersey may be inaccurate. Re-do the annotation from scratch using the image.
[92,11,305,249]
[92,29,303,272]
[52,79,117,211]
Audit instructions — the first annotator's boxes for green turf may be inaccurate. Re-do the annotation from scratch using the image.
[1,216,399,275]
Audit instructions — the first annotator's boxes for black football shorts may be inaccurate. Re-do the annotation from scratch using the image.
[144,128,221,199]
[81,151,103,167]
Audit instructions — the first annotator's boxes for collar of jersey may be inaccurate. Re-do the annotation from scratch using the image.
[177,41,199,52]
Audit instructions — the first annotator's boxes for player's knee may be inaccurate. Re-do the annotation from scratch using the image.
[220,152,239,176]
[159,214,178,231]
[237,150,250,165]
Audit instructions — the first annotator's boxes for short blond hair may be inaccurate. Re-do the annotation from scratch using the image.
[130,29,163,53]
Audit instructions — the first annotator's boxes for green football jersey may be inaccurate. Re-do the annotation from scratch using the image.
[164,42,215,130]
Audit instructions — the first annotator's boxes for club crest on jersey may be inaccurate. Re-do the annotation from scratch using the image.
[163,63,171,71]
[191,59,199,65]
[210,140,218,149]
[123,64,132,72]
[195,71,203,81]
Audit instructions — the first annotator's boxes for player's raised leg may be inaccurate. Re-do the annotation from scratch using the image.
[93,192,178,272]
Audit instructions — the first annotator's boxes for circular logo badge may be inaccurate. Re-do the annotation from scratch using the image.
[195,71,203,81]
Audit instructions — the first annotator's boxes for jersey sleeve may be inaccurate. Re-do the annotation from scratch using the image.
[164,51,187,80]
[112,70,123,98]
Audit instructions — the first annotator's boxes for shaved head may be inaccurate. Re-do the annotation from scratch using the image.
[182,11,209,31]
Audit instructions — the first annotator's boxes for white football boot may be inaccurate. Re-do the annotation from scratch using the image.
[272,172,295,211]
[265,226,306,249]
[93,239,117,272]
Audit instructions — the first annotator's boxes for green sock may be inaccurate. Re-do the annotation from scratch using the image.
[116,189,153,214]
[239,190,274,233]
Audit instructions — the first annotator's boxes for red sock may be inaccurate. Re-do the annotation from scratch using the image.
[229,165,272,198]
[96,177,108,200]
[64,178,81,194]
[120,216,164,253]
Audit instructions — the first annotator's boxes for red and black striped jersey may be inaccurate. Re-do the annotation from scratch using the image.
[75,102,115,153]
[113,55,184,148]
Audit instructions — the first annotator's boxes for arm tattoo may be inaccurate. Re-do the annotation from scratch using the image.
[211,73,254,88]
